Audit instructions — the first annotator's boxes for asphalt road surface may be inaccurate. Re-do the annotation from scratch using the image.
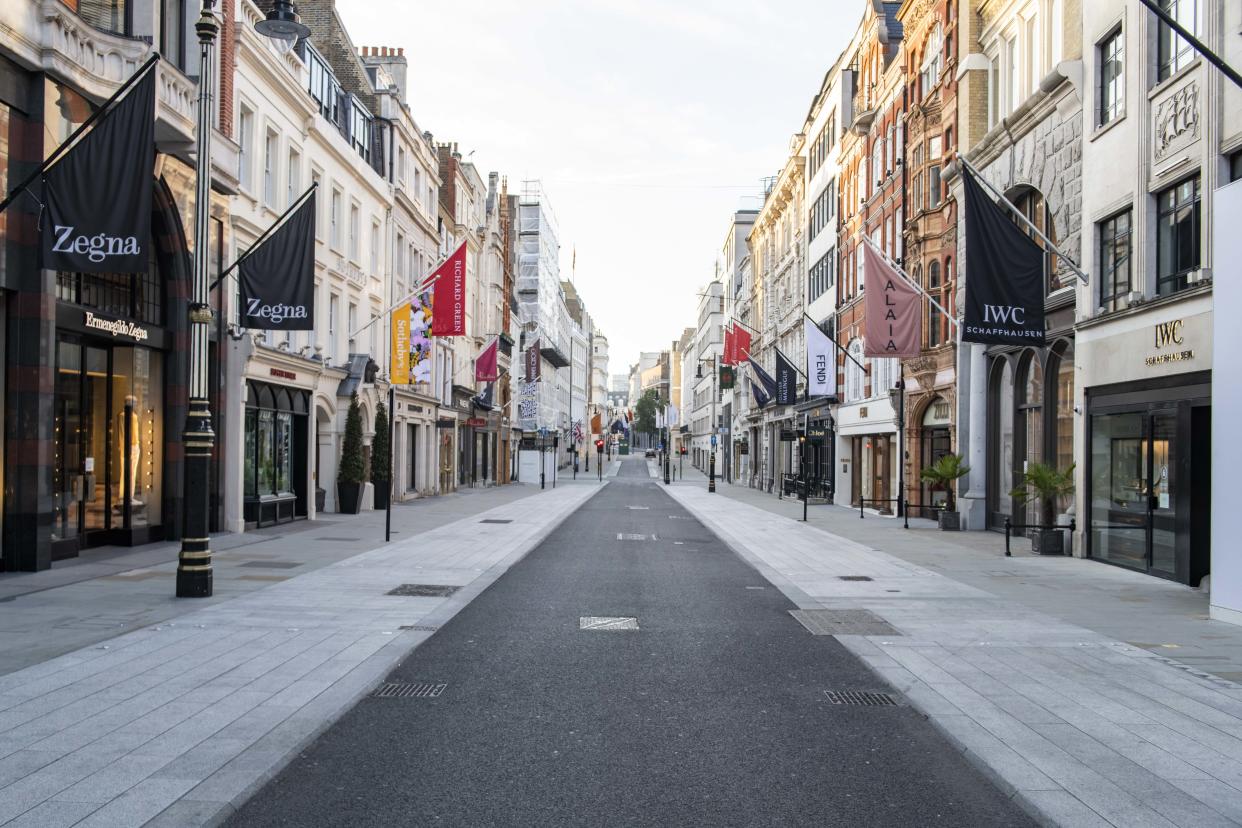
[229,459,1034,827]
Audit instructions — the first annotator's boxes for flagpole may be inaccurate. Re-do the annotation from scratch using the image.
[956,156,1089,285]
[0,54,161,216]
[209,182,318,293]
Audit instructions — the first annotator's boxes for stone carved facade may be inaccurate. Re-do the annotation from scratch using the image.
[1154,81,1200,162]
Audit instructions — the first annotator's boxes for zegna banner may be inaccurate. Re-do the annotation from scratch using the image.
[42,68,156,273]
[961,167,1047,346]
[238,193,315,330]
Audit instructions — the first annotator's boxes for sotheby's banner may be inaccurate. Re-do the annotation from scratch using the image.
[42,68,156,273]
[961,168,1046,346]
[238,193,315,330]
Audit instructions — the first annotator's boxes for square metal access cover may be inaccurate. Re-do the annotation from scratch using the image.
[374,682,446,698]
[824,690,897,706]
[838,576,873,582]
[580,616,639,631]
[480,519,512,524]
[239,561,303,569]
[789,609,901,636]
[387,584,460,597]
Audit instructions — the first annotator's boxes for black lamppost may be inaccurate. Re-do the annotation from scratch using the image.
[695,355,718,493]
[177,0,309,598]
[889,373,907,525]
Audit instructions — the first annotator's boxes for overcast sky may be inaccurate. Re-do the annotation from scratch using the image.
[337,0,855,378]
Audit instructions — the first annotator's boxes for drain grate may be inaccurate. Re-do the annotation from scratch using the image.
[387,584,460,597]
[239,561,303,569]
[374,682,446,698]
[790,609,901,636]
[480,519,512,524]
[316,537,361,542]
[398,625,439,632]
[824,690,897,706]
[838,575,873,582]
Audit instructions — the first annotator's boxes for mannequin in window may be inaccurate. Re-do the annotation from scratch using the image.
[117,395,141,505]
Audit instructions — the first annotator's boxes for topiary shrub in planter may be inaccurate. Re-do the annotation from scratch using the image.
[920,454,970,531]
[337,392,365,514]
[1010,462,1075,555]
[372,399,391,510]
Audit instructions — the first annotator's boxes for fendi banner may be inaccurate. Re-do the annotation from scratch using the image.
[238,193,315,330]
[42,68,156,273]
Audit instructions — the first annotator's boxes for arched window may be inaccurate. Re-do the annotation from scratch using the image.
[927,260,942,347]
[1010,187,1061,293]
[1049,341,1074,511]
[887,123,896,172]
[990,358,1015,521]
[1017,352,1045,524]
[846,339,866,402]
[872,139,885,188]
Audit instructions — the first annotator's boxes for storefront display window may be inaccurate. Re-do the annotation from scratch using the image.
[244,382,308,525]
[1018,355,1044,525]
[990,359,1015,520]
[1090,412,1147,570]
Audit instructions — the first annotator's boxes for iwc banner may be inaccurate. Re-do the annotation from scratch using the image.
[238,194,316,330]
[42,68,156,273]
[961,168,1046,346]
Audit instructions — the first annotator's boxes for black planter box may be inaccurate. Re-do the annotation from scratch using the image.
[1032,529,1065,556]
[337,482,363,515]
[938,511,961,531]
[373,484,390,511]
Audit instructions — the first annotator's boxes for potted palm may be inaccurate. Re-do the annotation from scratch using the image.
[371,400,391,510]
[920,454,970,530]
[337,392,365,514]
[1010,462,1075,555]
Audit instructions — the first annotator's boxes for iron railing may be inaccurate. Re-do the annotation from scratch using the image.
[1003,518,1077,557]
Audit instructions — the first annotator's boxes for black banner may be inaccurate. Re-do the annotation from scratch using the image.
[719,365,735,390]
[525,339,541,381]
[239,194,315,330]
[750,380,770,409]
[961,168,1046,346]
[775,349,797,405]
[43,69,156,273]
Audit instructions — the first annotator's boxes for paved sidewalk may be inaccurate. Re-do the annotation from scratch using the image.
[668,485,1242,828]
[0,483,599,827]
[0,485,538,676]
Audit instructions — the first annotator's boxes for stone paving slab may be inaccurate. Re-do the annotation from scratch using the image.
[0,484,598,827]
[668,485,1242,828]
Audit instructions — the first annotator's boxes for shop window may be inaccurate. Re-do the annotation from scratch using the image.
[1156,176,1200,295]
[1099,209,1133,311]
[1156,0,1197,82]
[989,359,1015,521]
[78,0,129,36]
[1098,27,1124,126]
[1052,344,1074,511]
[57,253,163,326]
[1231,150,1242,183]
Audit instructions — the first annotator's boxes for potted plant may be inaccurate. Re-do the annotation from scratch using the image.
[1010,462,1075,555]
[919,454,970,530]
[372,399,391,510]
[337,392,365,514]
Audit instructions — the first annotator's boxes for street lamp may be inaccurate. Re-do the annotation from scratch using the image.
[694,355,717,494]
[177,0,307,598]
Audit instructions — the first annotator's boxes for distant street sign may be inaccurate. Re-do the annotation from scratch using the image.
[710,435,717,447]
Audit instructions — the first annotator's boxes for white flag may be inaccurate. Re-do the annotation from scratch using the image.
[666,404,679,428]
[656,409,665,429]
[805,318,838,398]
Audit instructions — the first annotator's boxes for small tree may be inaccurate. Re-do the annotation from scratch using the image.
[1010,462,1075,526]
[338,392,365,484]
[919,454,970,511]
[371,400,390,487]
[634,388,661,440]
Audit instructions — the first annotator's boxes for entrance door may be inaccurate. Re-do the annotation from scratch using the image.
[1089,409,1182,580]
[53,340,113,556]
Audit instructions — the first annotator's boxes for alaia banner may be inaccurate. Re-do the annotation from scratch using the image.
[238,194,315,330]
[863,242,921,358]
[961,168,1046,346]
[431,242,467,337]
[42,67,155,273]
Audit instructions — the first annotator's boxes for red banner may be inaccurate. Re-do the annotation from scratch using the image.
[431,242,467,337]
[723,325,734,365]
[863,242,921,358]
[475,336,498,382]
[735,327,752,362]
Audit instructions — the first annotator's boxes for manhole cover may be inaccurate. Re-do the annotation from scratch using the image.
[239,561,302,569]
[398,625,439,632]
[824,690,896,706]
[580,616,639,631]
[480,519,512,524]
[838,576,873,582]
[387,584,460,597]
[374,682,446,698]
[789,609,901,636]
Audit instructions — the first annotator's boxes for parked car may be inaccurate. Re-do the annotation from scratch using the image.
[644,449,656,458]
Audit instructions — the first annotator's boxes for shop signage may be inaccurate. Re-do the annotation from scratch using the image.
[270,367,296,381]
[805,425,828,443]
[84,311,149,342]
[859,406,869,418]
[436,418,455,429]
[780,429,797,442]
[466,417,487,427]
[1145,318,1195,366]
